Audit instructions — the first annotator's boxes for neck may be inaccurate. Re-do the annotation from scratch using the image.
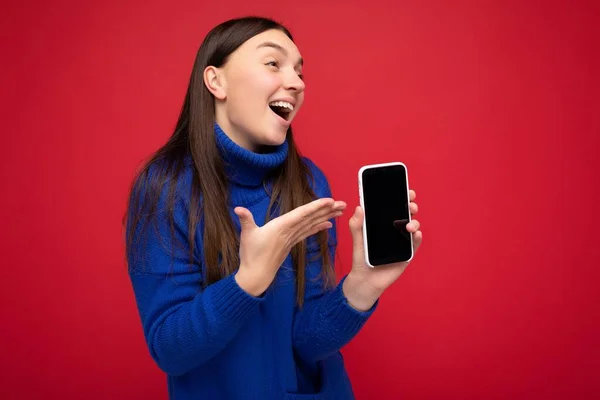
[213,122,288,205]
[214,110,259,152]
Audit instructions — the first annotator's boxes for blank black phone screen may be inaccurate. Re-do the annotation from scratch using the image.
[361,164,412,266]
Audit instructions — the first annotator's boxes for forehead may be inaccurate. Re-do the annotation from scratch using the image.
[236,29,302,62]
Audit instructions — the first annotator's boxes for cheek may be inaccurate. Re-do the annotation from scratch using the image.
[229,70,280,105]
[249,70,282,96]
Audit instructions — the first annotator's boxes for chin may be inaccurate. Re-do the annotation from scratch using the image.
[260,129,288,147]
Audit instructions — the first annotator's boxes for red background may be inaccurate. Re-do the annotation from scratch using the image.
[2,0,599,398]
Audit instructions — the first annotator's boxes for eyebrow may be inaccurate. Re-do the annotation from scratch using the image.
[256,41,304,66]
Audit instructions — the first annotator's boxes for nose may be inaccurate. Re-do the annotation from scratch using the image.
[283,69,305,92]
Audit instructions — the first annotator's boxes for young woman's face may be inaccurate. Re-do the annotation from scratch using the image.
[206,29,305,152]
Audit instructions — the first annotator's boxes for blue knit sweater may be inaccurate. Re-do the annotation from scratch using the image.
[127,124,376,399]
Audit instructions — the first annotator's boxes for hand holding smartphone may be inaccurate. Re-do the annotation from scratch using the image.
[358,162,413,267]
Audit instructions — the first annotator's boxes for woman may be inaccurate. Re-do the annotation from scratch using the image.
[125,16,422,399]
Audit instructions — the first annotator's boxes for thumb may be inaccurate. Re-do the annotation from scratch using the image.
[349,206,365,254]
[234,207,256,230]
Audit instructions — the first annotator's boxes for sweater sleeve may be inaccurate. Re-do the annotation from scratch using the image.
[292,159,378,362]
[126,170,263,376]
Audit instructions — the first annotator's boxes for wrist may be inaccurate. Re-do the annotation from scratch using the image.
[234,267,274,297]
[234,268,269,297]
[342,272,383,312]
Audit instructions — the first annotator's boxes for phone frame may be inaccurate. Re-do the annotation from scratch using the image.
[358,161,414,267]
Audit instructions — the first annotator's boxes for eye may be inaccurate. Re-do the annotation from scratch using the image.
[266,60,279,68]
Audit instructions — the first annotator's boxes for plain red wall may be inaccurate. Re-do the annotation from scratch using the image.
[2,0,599,398]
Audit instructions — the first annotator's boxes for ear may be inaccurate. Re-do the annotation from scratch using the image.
[203,66,227,100]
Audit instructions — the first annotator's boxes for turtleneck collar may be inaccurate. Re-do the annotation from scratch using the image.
[214,122,288,187]
[213,122,288,206]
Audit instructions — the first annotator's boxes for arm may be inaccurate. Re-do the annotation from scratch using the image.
[126,177,263,376]
[292,218,377,363]
[292,159,378,362]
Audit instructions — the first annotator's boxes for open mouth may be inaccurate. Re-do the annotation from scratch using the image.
[269,101,294,122]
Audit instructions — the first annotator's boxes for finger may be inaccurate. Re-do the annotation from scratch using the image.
[234,207,256,230]
[407,219,420,233]
[296,221,333,243]
[293,208,344,244]
[304,201,346,226]
[286,199,345,233]
[333,200,347,210]
[409,190,416,202]
[393,219,410,230]
[348,206,365,259]
[412,230,423,252]
[410,202,418,215]
[283,198,335,229]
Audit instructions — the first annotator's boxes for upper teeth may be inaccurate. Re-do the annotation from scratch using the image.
[269,101,294,111]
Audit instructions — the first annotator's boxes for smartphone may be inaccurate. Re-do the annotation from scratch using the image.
[358,162,413,267]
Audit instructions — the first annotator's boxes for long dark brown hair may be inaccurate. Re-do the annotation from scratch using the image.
[123,16,335,306]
